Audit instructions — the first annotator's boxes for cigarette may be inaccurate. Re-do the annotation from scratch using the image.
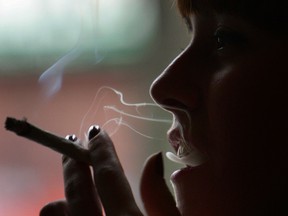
[5,117,91,165]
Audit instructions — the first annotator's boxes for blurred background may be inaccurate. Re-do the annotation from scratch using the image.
[0,0,189,215]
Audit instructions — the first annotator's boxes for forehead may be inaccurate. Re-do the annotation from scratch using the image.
[176,0,288,35]
[177,0,257,16]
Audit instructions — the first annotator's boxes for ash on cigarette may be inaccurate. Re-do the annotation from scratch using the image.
[5,117,30,136]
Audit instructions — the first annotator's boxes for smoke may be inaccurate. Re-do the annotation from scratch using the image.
[78,86,173,140]
[38,46,81,98]
[38,0,102,98]
[35,1,176,142]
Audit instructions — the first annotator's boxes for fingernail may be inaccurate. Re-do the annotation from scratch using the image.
[65,134,78,142]
[88,125,101,140]
[155,152,164,177]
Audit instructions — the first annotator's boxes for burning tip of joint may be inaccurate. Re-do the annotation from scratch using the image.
[4,117,91,165]
[5,117,29,135]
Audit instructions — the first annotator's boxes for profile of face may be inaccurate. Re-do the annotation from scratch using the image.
[150,1,287,215]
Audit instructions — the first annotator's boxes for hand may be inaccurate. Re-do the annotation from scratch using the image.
[39,127,181,216]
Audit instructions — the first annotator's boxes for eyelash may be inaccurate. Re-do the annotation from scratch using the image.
[182,17,247,53]
[214,27,247,51]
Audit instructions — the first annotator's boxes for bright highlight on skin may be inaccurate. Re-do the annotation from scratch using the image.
[166,148,205,167]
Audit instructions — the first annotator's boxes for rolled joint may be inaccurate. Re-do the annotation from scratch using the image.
[5,117,92,165]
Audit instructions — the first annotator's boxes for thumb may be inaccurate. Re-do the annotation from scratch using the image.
[140,152,181,216]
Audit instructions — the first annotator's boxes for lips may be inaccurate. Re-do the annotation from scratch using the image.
[166,122,206,167]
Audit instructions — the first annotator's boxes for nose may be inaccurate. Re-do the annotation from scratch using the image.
[150,48,202,113]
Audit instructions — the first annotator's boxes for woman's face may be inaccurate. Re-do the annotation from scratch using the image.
[150,3,287,215]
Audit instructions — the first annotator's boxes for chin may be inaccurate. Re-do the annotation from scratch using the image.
[170,163,217,216]
[170,147,288,216]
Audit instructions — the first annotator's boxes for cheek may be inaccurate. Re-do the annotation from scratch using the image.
[207,63,285,165]
[205,60,288,207]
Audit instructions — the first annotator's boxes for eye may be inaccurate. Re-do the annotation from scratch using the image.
[214,27,247,51]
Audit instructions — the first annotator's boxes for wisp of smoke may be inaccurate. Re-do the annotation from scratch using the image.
[38,0,103,99]
[79,86,174,141]
[38,47,81,98]
[36,0,192,144]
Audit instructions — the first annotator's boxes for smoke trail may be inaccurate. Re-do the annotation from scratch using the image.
[38,0,102,98]
[38,47,81,98]
[79,86,175,140]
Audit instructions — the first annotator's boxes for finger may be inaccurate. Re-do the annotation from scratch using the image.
[140,152,181,216]
[88,128,143,216]
[63,135,102,216]
[39,200,69,216]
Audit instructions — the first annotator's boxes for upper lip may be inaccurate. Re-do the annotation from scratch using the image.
[167,119,191,153]
[168,125,182,152]
[167,119,184,152]
[167,121,207,167]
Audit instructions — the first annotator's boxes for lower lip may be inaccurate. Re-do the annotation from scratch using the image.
[170,162,209,185]
[170,166,195,183]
